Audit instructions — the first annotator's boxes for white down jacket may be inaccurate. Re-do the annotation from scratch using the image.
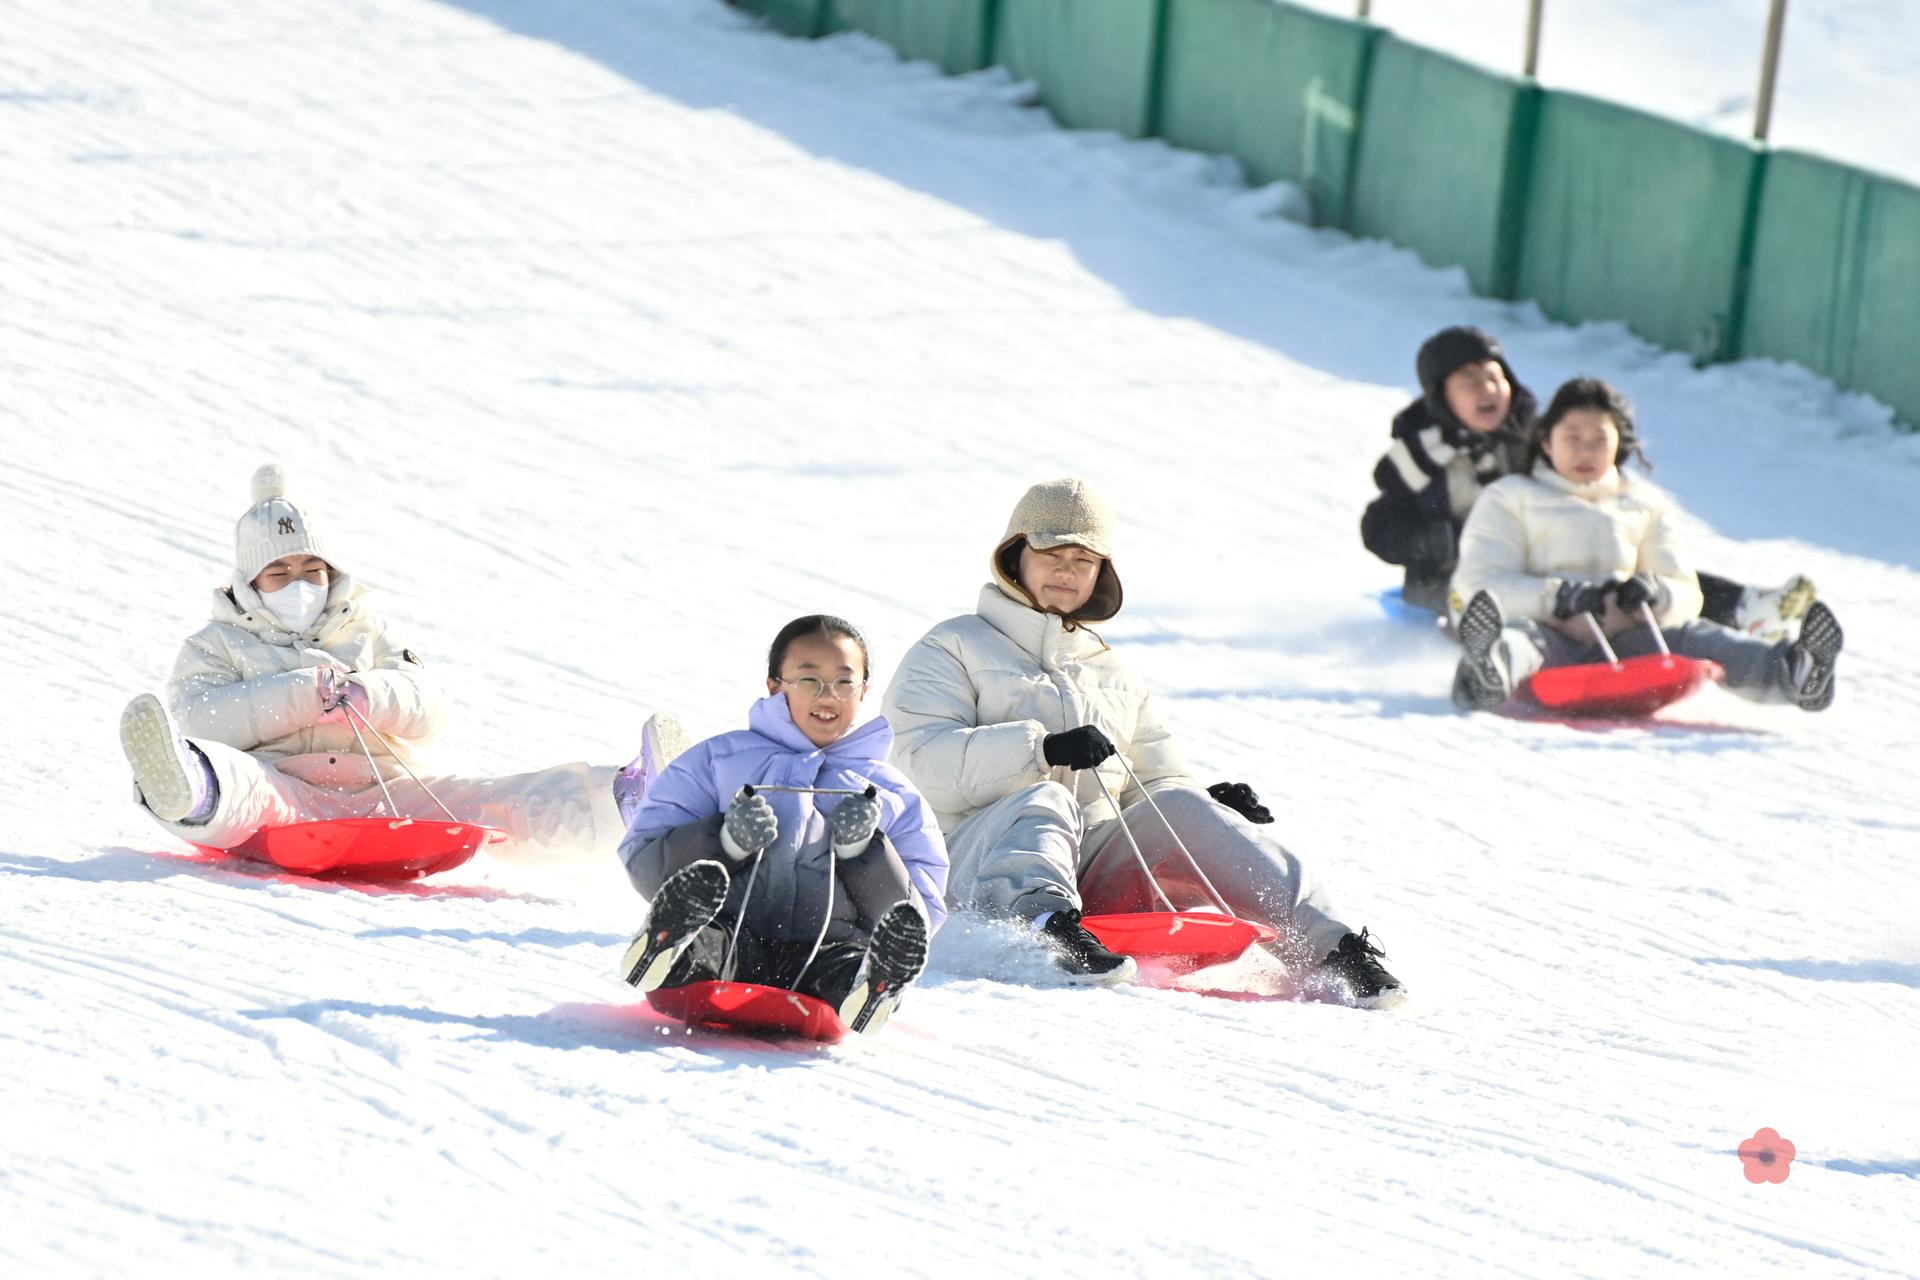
[883,584,1194,833]
[1450,464,1705,627]
[166,575,446,789]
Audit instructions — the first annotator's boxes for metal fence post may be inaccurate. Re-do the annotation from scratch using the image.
[1754,0,1789,140]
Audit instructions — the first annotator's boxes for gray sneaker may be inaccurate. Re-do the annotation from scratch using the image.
[1452,591,1511,711]
[1784,601,1843,711]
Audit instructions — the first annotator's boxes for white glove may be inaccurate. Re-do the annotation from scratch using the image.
[315,668,369,724]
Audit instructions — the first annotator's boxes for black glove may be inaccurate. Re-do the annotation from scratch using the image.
[1552,578,1615,620]
[1403,517,1456,569]
[1613,573,1659,612]
[1042,725,1118,771]
[1208,781,1274,825]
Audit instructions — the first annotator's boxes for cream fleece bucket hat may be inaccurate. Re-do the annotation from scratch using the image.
[991,477,1123,623]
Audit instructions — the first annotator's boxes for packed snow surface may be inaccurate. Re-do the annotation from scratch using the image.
[3,1,1917,1275]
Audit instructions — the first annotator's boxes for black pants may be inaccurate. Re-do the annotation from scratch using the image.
[664,925,867,1008]
[1415,565,1747,628]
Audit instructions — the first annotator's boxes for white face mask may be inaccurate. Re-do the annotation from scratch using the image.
[260,579,328,633]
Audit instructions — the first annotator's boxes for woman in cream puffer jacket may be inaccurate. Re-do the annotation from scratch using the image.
[884,479,1399,999]
[120,465,625,858]
[1448,378,1844,711]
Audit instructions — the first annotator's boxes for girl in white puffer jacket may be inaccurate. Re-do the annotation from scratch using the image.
[883,478,1402,1004]
[1448,378,1845,712]
[118,464,627,859]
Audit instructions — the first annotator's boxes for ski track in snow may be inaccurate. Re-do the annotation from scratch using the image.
[4,0,1918,1275]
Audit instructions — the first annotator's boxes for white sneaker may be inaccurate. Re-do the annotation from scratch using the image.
[614,712,692,826]
[120,694,212,823]
[1737,575,1816,643]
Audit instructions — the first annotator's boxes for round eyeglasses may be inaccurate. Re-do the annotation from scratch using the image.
[775,676,866,700]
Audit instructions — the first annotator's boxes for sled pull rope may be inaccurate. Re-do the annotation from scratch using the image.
[339,701,403,820]
[1111,754,1237,918]
[1581,611,1623,668]
[1085,767,1182,915]
[721,785,768,981]
[1638,603,1673,656]
[790,784,880,990]
[341,700,462,824]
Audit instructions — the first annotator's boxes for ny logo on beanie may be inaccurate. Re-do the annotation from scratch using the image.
[278,517,296,534]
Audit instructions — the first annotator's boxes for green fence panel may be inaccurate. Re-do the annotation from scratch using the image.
[825,0,995,74]
[1743,152,1920,427]
[733,0,829,38]
[1347,36,1536,297]
[1517,92,1761,361]
[991,0,1163,138]
[1156,0,1376,227]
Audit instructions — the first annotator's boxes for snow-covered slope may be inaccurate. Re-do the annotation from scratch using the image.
[1293,0,1920,185]
[3,1,1917,1275]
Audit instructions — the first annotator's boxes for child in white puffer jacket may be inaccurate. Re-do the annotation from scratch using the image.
[1449,378,1845,713]
[119,464,632,860]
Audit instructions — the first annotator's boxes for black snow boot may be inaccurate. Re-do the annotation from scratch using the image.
[1784,601,1843,711]
[1040,908,1137,986]
[1453,590,1511,710]
[1311,929,1403,1007]
[837,901,931,1035]
[620,859,730,991]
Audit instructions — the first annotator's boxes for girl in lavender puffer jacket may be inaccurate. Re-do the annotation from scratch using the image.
[616,615,948,1035]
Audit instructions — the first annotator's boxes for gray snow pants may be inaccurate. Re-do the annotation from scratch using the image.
[942,781,1350,963]
[1476,618,1794,705]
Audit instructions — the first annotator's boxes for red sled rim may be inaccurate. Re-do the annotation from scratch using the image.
[1080,911,1279,976]
[195,817,504,880]
[645,980,847,1043]
[1524,653,1722,718]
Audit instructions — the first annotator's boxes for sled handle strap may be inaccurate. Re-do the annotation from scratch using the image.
[748,784,874,797]
[339,702,402,820]
[1111,754,1236,918]
[1581,611,1623,668]
[341,700,462,824]
[787,849,837,996]
[1087,767,1179,914]
[722,786,765,981]
[1638,603,1672,656]
[722,851,761,982]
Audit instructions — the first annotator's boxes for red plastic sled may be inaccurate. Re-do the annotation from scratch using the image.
[197,817,505,880]
[1081,911,1280,976]
[1524,653,1723,718]
[646,981,847,1043]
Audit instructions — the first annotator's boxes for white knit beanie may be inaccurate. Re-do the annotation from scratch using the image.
[234,463,333,586]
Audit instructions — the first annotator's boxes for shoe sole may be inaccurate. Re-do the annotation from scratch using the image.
[642,713,691,773]
[840,903,930,1034]
[1455,592,1508,710]
[1792,602,1843,711]
[621,860,729,991]
[120,694,196,822]
[1054,954,1138,987]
